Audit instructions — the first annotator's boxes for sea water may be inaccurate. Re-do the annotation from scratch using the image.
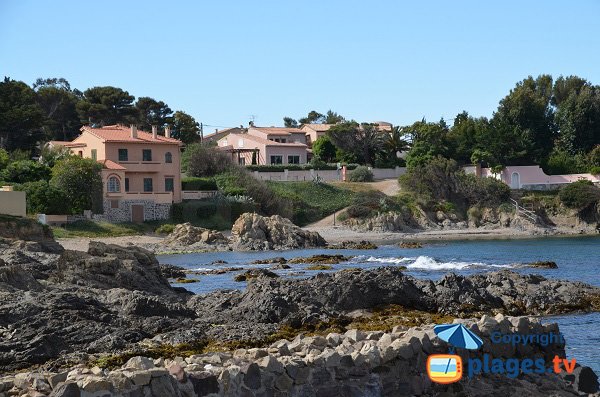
[158,235,600,372]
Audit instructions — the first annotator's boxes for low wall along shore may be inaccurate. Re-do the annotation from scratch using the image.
[251,167,406,182]
[1,316,596,397]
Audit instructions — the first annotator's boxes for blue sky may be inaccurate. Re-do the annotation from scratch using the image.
[2,1,599,131]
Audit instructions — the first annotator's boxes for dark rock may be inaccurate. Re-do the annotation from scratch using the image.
[159,264,187,279]
[326,240,378,250]
[252,257,287,265]
[288,255,351,265]
[270,264,291,270]
[49,382,80,397]
[526,261,558,269]
[189,372,220,396]
[242,363,262,390]
[53,243,174,295]
[568,366,599,393]
[234,269,279,282]
[399,241,423,249]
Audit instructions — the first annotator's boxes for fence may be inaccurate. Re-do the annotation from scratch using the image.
[182,191,219,200]
[251,167,406,182]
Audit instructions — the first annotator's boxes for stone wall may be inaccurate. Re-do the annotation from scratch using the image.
[1,315,596,396]
[95,200,172,222]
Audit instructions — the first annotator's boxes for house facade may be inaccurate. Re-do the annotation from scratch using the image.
[218,126,309,165]
[464,164,600,190]
[50,124,183,222]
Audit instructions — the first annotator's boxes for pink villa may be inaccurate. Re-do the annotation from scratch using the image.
[218,126,309,165]
[465,164,600,190]
[49,125,183,222]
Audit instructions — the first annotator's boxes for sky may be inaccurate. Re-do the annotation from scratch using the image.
[1,0,600,132]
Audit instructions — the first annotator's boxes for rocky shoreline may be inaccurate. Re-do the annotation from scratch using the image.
[1,218,600,396]
[2,316,598,396]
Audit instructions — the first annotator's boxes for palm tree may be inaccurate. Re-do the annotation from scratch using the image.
[385,126,410,158]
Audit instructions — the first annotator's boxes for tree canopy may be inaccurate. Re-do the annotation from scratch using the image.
[76,86,137,126]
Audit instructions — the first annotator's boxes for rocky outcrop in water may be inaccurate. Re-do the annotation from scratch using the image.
[162,223,229,252]
[1,316,597,396]
[188,268,600,342]
[231,213,326,250]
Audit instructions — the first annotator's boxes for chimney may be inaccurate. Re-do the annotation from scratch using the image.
[165,126,171,138]
[130,125,138,139]
[152,125,158,139]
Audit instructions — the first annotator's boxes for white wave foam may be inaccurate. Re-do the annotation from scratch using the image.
[364,255,511,271]
[363,256,414,265]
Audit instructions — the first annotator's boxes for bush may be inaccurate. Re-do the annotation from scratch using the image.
[215,168,292,217]
[181,177,217,191]
[558,180,600,210]
[459,174,511,207]
[399,156,510,209]
[183,143,234,177]
[348,166,374,182]
[346,205,373,218]
[544,149,587,175]
[13,180,70,214]
[155,224,175,234]
[0,148,8,170]
[50,157,103,214]
[0,160,51,183]
[590,166,600,176]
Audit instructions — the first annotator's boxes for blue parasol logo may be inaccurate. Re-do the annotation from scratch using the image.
[434,323,483,350]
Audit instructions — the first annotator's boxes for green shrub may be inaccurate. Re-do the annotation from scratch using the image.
[181,177,217,191]
[182,143,234,177]
[590,166,600,176]
[155,224,175,234]
[215,168,292,217]
[467,206,482,221]
[51,157,103,214]
[346,205,373,218]
[0,160,51,183]
[558,180,600,210]
[498,202,516,213]
[13,180,70,214]
[544,149,587,175]
[0,148,8,170]
[348,166,374,182]
[399,156,510,209]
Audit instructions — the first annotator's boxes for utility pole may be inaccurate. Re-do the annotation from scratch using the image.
[199,122,203,143]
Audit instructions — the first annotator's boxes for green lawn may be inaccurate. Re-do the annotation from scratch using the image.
[266,181,357,226]
[51,220,164,238]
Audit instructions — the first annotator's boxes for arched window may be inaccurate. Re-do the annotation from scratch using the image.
[165,152,173,163]
[107,176,121,192]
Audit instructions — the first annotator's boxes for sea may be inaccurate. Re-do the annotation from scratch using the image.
[157,235,600,373]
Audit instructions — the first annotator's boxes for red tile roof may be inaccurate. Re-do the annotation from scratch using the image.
[99,159,126,170]
[80,125,182,144]
[301,124,333,132]
[49,140,86,148]
[249,127,305,136]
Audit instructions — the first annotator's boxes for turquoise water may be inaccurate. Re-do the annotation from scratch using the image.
[158,236,600,372]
